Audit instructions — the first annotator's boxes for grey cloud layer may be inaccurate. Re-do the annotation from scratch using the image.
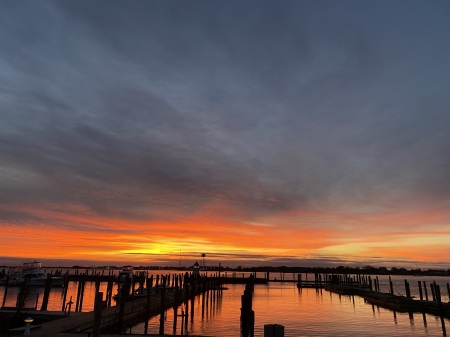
[1,1,450,227]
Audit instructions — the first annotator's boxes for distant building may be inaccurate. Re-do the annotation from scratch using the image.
[193,261,200,277]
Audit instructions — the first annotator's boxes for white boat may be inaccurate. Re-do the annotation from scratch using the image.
[117,266,134,283]
[15,261,64,287]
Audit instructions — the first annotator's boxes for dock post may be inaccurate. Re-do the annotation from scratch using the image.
[404,280,411,298]
[418,281,423,301]
[431,283,436,302]
[389,276,394,295]
[368,276,372,291]
[264,324,284,337]
[447,283,450,300]
[16,278,29,314]
[106,277,114,307]
[149,275,154,292]
[118,281,129,333]
[40,274,52,311]
[144,276,152,335]
[75,279,84,312]
[79,280,86,311]
[34,293,39,310]
[95,279,100,296]
[173,285,180,335]
[201,279,206,319]
[190,279,195,323]
[435,283,442,305]
[240,280,254,337]
[92,291,103,337]
[423,281,429,301]
[61,277,70,311]
[159,280,166,335]
[1,275,9,308]
[184,283,190,328]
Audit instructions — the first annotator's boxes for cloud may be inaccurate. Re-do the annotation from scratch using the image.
[1,1,450,266]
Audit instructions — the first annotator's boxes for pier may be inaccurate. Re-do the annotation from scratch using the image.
[1,273,228,336]
[2,270,449,336]
[294,272,450,319]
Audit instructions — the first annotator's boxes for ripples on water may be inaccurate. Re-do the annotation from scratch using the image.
[131,276,449,337]
[1,273,449,336]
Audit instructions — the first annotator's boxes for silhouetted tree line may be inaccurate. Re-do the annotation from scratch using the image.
[53,264,449,277]
[237,265,450,276]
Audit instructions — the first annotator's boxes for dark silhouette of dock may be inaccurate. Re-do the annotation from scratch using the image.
[294,272,450,318]
[1,272,228,336]
[2,270,449,336]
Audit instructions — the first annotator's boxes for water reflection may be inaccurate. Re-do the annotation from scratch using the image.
[127,283,450,336]
[1,277,449,336]
[390,309,448,337]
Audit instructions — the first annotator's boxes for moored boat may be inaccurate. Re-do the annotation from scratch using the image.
[1,261,64,287]
[117,266,134,283]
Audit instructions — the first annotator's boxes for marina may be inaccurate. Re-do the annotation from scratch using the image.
[0,269,449,336]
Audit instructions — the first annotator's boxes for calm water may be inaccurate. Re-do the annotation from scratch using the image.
[1,273,449,336]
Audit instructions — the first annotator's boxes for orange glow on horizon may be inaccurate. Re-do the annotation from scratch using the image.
[1,201,449,268]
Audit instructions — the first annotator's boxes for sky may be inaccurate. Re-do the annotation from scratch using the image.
[1,1,450,269]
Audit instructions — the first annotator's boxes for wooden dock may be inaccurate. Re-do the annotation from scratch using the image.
[295,272,450,319]
[3,274,224,337]
[25,294,170,336]
[9,329,213,337]
[327,284,450,318]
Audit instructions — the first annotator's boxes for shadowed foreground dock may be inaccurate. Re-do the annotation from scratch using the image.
[53,332,212,337]
[5,273,225,337]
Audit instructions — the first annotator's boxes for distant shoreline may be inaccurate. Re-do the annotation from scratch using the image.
[1,264,448,277]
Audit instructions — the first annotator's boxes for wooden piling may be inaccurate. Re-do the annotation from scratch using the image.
[404,279,411,299]
[447,283,450,300]
[16,278,29,314]
[159,279,166,335]
[92,291,103,337]
[117,281,128,333]
[431,283,436,302]
[106,278,114,308]
[240,279,254,337]
[418,281,423,301]
[435,284,442,305]
[190,279,195,323]
[61,277,70,311]
[78,280,86,311]
[34,293,40,310]
[172,285,179,335]
[184,283,190,327]
[144,276,152,335]
[201,281,206,319]
[1,275,9,308]
[423,281,429,301]
[40,275,52,311]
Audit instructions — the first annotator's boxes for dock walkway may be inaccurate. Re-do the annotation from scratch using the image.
[6,274,224,337]
[327,284,450,318]
[29,291,174,337]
